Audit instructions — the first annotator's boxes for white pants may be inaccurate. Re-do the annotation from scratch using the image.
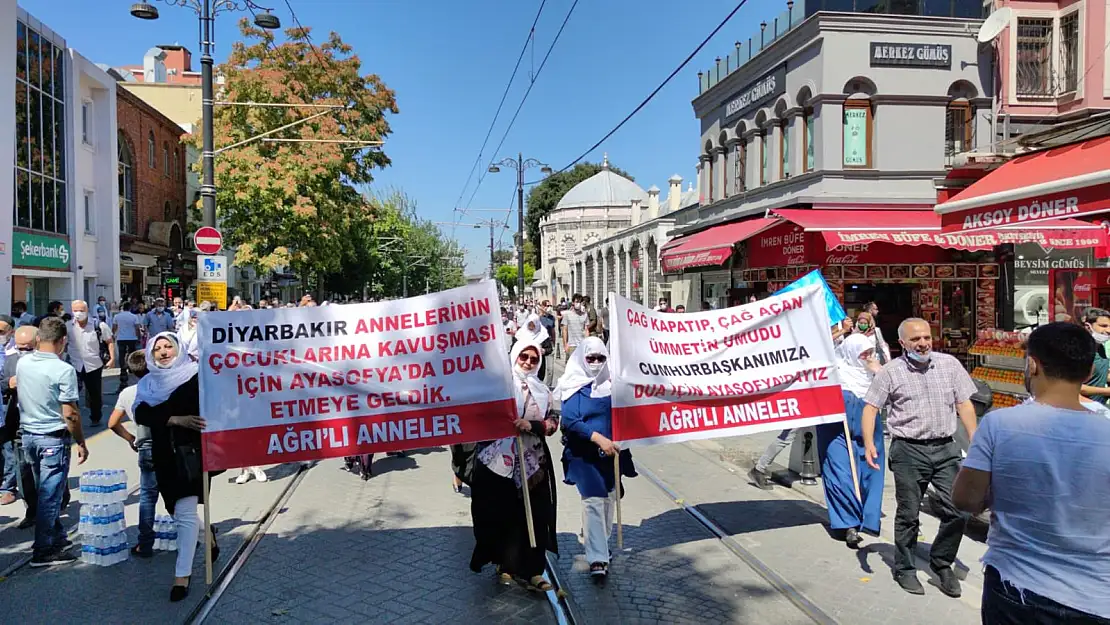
[174,496,201,578]
[582,496,614,564]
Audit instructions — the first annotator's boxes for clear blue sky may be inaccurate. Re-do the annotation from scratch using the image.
[22,0,785,274]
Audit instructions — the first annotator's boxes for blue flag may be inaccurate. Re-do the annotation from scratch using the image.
[774,269,846,326]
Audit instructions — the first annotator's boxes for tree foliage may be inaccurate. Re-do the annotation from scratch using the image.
[323,190,466,298]
[190,19,398,279]
[524,161,633,267]
[495,263,536,302]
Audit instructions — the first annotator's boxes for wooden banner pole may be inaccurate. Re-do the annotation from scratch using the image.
[613,451,623,550]
[203,470,213,585]
[842,419,862,503]
[516,435,537,549]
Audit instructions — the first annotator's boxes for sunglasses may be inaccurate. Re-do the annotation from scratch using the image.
[517,353,540,365]
[585,355,607,364]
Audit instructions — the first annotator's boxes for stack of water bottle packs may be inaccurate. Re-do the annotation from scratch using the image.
[154,515,178,551]
[78,470,129,566]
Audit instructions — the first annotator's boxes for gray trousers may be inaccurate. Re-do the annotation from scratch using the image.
[755,429,796,472]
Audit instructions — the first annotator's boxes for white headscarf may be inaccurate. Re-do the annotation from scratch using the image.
[134,331,199,409]
[509,338,551,417]
[555,336,611,401]
[836,333,876,399]
[514,312,548,345]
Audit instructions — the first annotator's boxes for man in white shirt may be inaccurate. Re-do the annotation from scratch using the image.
[112,303,142,387]
[954,322,1110,622]
[66,300,114,425]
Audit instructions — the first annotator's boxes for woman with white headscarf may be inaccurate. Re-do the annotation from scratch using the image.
[818,332,884,549]
[468,338,560,591]
[556,336,636,579]
[515,313,550,383]
[133,332,224,601]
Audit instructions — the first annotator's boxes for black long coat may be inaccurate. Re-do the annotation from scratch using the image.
[134,374,223,515]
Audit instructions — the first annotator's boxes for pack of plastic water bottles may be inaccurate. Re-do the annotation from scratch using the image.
[154,515,178,551]
[78,470,129,566]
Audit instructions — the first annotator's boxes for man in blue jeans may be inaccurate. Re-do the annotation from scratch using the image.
[16,317,88,566]
[107,350,157,556]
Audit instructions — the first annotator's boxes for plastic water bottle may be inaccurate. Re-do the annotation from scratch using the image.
[167,519,178,552]
[155,518,164,551]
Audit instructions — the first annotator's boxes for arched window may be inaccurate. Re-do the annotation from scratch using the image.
[172,148,179,180]
[797,86,815,173]
[164,201,171,221]
[118,132,135,234]
[147,130,155,168]
[780,122,790,179]
[162,142,169,176]
[946,82,978,159]
[734,140,747,193]
[842,78,877,169]
[703,140,714,203]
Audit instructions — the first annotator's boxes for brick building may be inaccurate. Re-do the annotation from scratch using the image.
[116,85,192,301]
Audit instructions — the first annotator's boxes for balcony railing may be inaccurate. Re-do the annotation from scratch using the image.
[699,3,805,95]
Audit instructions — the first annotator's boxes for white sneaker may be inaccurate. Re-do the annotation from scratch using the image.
[235,471,251,484]
[252,467,268,483]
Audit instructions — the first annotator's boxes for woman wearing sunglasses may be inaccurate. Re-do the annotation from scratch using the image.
[556,336,636,579]
[469,338,560,592]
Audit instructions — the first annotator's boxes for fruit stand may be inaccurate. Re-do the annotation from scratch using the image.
[969,329,1027,408]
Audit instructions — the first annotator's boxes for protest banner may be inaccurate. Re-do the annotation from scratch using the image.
[196,281,517,470]
[608,285,846,446]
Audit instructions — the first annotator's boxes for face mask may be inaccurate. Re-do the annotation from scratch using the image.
[905,349,930,365]
[586,361,604,374]
[74,311,88,322]
[98,301,105,307]
[0,332,11,344]
[1093,331,1110,345]
[155,307,164,313]
[857,322,870,332]
[155,359,174,370]
[574,304,582,312]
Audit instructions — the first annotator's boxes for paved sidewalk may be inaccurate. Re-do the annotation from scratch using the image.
[207,453,555,625]
[0,366,300,624]
[631,442,983,625]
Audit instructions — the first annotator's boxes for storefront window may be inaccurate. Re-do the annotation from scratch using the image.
[14,20,67,235]
[843,100,871,168]
[1013,244,1092,329]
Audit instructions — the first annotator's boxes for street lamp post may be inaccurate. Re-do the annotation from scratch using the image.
[489,153,551,301]
[130,1,282,228]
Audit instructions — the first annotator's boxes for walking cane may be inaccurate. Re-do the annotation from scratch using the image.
[516,435,537,548]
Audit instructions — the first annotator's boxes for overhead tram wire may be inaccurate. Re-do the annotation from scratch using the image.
[459,0,580,216]
[553,0,749,174]
[451,0,549,235]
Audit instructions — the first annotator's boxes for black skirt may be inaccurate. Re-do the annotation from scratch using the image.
[469,449,557,578]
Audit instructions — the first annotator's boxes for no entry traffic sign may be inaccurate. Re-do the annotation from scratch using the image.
[194,227,223,254]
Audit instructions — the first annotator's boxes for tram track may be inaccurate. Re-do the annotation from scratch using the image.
[634,461,839,625]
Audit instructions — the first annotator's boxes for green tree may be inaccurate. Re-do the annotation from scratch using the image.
[190,19,398,284]
[524,161,633,267]
[492,248,513,266]
[495,263,535,302]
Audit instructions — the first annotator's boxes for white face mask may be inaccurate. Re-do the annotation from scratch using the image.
[1093,331,1110,345]
[74,311,88,322]
[586,361,604,374]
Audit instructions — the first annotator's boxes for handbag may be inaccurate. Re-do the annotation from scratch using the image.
[450,443,477,486]
[169,428,204,485]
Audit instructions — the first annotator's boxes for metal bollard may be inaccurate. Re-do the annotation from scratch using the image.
[799,431,819,485]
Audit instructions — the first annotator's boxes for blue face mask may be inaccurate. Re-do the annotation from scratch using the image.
[905,349,930,364]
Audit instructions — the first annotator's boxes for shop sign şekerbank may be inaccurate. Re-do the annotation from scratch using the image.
[14,231,71,270]
[723,65,787,122]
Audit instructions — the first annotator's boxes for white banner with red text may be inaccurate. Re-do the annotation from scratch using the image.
[608,285,846,446]
[197,282,517,470]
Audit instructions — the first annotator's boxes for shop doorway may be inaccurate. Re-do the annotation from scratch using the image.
[843,283,916,357]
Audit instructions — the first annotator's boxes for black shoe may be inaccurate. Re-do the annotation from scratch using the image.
[131,544,153,558]
[17,516,35,529]
[895,572,925,595]
[930,566,962,598]
[210,526,220,561]
[58,537,73,550]
[30,551,78,567]
[748,467,773,490]
[170,579,190,602]
[845,528,862,549]
[90,418,102,426]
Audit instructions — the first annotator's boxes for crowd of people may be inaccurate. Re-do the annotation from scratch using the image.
[2,289,1107,622]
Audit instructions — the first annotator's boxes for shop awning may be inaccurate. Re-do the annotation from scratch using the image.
[936,135,1110,231]
[661,218,780,273]
[771,209,1105,250]
[119,252,159,269]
